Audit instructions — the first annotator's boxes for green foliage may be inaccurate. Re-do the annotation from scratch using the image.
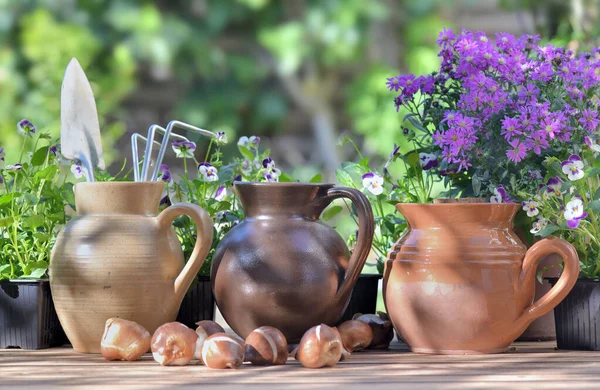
[0,124,86,280]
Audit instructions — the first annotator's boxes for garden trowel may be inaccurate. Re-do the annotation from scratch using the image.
[60,58,105,181]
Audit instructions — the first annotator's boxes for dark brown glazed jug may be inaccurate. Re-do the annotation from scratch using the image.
[384,202,579,354]
[211,182,374,342]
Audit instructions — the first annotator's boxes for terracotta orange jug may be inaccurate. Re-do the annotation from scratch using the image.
[50,182,213,353]
[384,202,579,354]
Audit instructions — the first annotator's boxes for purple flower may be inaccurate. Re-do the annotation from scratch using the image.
[417,75,435,95]
[233,174,242,182]
[172,140,196,158]
[386,76,401,92]
[264,173,279,182]
[561,154,584,181]
[198,162,218,182]
[500,117,522,140]
[436,27,455,47]
[530,217,548,234]
[564,198,587,229]
[580,108,600,132]
[362,172,384,195]
[418,153,438,170]
[158,164,172,184]
[0,174,3,184]
[0,148,4,169]
[17,119,36,137]
[531,62,554,82]
[216,131,228,145]
[49,145,58,157]
[160,195,172,207]
[529,170,543,180]
[398,74,419,98]
[70,163,85,179]
[546,177,563,196]
[215,185,227,201]
[506,139,527,162]
[238,136,260,150]
[490,184,511,203]
[584,136,600,154]
[521,199,539,217]
[262,157,282,178]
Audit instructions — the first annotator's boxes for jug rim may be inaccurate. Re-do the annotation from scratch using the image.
[234,181,334,187]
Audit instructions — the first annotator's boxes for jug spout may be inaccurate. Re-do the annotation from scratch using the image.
[233,182,334,218]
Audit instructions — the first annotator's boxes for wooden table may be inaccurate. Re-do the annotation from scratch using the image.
[1,342,598,389]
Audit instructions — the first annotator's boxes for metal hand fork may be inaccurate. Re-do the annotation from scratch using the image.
[133,125,192,182]
[149,120,216,182]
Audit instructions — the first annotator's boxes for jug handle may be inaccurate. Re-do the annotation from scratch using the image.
[157,202,214,302]
[325,187,374,302]
[515,237,579,329]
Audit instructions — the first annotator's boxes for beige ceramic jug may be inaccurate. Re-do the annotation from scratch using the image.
[50,182,213,353]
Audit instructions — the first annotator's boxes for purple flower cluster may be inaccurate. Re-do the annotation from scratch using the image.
[388,28,600,171]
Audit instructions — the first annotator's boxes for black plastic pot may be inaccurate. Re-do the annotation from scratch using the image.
[547,277,600,350]
[176,275,215,328]
[0,279,66,349]
[338,274,382,323]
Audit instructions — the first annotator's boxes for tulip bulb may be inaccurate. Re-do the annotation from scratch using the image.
[195,320,225,336]
[101,318,151,361]
[151,322,198,366]
[296,324,344,369]
[353,312,394,349]
[202,333,245,369]
[338,320,373,352]
[245,326,288,366]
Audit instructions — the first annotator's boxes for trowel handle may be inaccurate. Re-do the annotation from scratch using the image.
[157,202,214,302]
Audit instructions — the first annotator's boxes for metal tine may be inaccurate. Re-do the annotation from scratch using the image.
[150,120,216,182]
[140,125,191,181]
[131,133,163,182]
[139,124,192,181]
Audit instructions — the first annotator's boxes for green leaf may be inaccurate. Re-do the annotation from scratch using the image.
[472,175,481,196]
[0,193,18,206]
[594,187,600,200]
[218,166,234,185]
[537,224,561,237]
[33,232,51,242]
[322,205,343,221]
[31,146,49,166]
[23,215,45,229]
[406,151,420,168]
[309,174,322,183]
[237,145,255,161]
[33,165,59,181]
[586,167,600,178]
[335,169,354,187]
[359,157,370,168]
[23,267,48,279]
[589,200,600,212]
[405,115,426,132]
[278,172,295,182]
[0,217,14,228]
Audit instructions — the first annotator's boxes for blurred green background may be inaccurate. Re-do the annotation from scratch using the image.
[2,0,595,179]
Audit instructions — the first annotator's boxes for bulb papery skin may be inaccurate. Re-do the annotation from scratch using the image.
[100,318,151,361]
[151,322,198,366]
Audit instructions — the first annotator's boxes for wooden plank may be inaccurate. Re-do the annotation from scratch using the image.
[1,342,600,389]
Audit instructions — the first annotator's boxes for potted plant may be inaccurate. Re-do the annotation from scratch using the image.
[0,120,74,349]
[334,137,408,322]
[163,132,293,328]
[379,29,592,353]
[526,146,600,350]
